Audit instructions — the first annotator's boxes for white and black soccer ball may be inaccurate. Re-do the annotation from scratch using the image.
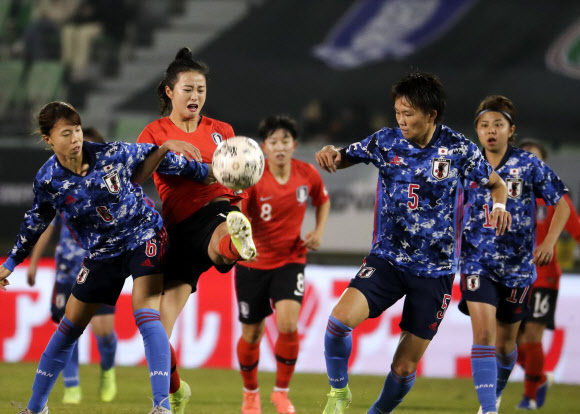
[212,136,265,190]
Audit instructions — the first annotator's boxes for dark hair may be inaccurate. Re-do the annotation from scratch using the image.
[157,47,210,116]
[474,95,516,143]
[36,101,81,136]
[391,71,446,123]
[519,138,547,161]
[258,115,298,141]
[83,127,106,143]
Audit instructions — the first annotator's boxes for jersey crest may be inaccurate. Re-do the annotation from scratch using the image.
[296,185,308,204]
[211,132,223,144]
[76,266,89,284]
[103,169,121,194]
[466,275,480,291]
[356,266,376,279]
[431,158,451,180]
[507,177,523,199]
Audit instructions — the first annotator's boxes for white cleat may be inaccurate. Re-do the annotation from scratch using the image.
[227,211,257,260]
[148,406,171,414]
[16,407,49,414]
[477,396,501,414]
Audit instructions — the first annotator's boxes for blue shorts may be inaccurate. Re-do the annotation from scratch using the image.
[51,280,115,323]
[458,274,531,324]
[71,231,167,306]
[348,255,454,340]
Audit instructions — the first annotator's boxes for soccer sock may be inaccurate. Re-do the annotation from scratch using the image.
[275,331,299,389]
[62,342,80,388]
[218,234,241,261]
[324,315,353,388]
[237,336,260,391]
[496,346,517,397]
[517,342,528,368]
[28,317,85,413]
[368,367,416,414]
[96,331,117,371]
[523,342,544,399]
[134,308,170,410]
[471,345,497,414]
[169,343,182,394]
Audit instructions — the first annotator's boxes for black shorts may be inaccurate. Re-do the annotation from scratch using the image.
[523,287,558,330]
[71,230,167,306]
[235,263,306,324]
[165,201,240,293]
[348,255,454,341]
[51,280,115,323]
[458,274,531,324]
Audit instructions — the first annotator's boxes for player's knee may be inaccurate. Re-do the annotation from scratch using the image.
[473,328,495,345]
[391,360,417,377]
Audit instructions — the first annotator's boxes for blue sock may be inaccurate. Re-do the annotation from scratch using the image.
[369,367,416,413]
[496,346,517,397]
[96,331,117,371]
[324,315,353,388]
[134,308,170,409]
[28,317,85,413]
[62,342,80,388]
[471,345,497,414]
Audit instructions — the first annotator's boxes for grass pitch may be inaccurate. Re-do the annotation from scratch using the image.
[1,362,579,413]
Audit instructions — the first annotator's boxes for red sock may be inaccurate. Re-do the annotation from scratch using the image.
[517,343,527,368]
[169,343,181,394]
[219,235,241,260]
[524,342,545,399]
[275,331,300,389]
[237,337,260,390]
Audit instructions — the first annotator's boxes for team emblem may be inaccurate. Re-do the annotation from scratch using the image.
[211,133,223,144]
[239,301,250,319]
[431,158,451,180]
[466,275,480,291]
[356,266,376,279]
[103,169,121,194]
[296,185,308,204]
[506,178,523,199]
[77,266,89,284]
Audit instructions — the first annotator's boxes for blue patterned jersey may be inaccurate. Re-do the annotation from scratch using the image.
[345,125,492,278]
[52,214,86,284]
[5,141,208,270]
[461,146,567,287]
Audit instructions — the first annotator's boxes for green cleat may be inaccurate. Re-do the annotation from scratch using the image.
[322,386,352,414]
[169,380,191,414]
[62,385,82,404]
[226,211,257,260]
[100,367,117,402]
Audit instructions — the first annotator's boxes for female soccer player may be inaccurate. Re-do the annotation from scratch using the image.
[315,72,510,414]
[137,47,256,414]
[515,138,580,409]
[459,96,570,414]
[0,101,210,414]
[235,115,330,414]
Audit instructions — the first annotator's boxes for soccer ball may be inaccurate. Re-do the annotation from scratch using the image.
[212,136,265,190]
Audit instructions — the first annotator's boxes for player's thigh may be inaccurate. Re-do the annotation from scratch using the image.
[235,265,274,324]
[65,294,102,327]
[392,330,431,375]
[160,282,194,337]
[274,299,301,333]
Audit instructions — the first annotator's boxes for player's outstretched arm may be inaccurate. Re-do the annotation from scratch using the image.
[26,224,56,286]
[315,146,353,173]
[0,265,12,291]
[534,196,570,266]
[485,171,511,236]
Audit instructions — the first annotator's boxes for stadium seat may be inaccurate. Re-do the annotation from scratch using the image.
[0,60,25,117]
[112,116,151,142]
[25,61,66,107]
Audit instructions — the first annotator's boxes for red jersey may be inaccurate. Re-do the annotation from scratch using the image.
[137,116,245,227]
[535,194,580,289]
[239,158,329,270]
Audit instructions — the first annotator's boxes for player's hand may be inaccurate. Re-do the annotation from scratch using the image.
[204,164,217,185]
[163,140,202,162]
[533,241,554,266]
[302,231,322,251]
[26,265,37,287]
[0,265,12,291]
[489,208,511,236]
[315,146,341,173]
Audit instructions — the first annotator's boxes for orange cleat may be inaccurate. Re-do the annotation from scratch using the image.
[242,390,261,414]
[270,390,295,414]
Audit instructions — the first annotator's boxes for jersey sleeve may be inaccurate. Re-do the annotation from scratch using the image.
[462,140,492,186]
[531,158,567,205]
[121,142,158,173]
[307,164,330,206]
[344,131,384,167]
[4,179,56,271]
[156,151,209,182]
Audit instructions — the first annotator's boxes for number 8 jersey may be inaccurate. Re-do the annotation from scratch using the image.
[344,125,492,278]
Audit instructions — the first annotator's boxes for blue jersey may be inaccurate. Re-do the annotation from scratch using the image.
[461,146,567,287]
[5,141,208,270]
[53,214,86,284]
[345,125,492,278]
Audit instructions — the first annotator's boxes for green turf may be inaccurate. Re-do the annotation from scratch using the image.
[1,362,579,413]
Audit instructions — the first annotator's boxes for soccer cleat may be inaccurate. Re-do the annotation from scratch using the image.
[535,372,554,408]
[100,367,117,402]
[169,380,191,414]
[242,390,261,414]
[227,211,257,260]
[62,385,82,404]
[322,386,352,414]
[477,396,501,414]
[16,407,49,414]
[147,406,171,414]
[271,390,295,414]
[517,396,538,410]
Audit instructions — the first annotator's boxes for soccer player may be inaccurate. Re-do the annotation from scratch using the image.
[235,115,330,414]
[459,96,570,414]
[0,101,211,414]
[26,127,118,405]
[515,138,580,409]
[137,47,257,414]
[315,72,511,414]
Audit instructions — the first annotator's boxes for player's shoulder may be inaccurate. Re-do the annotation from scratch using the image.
[292,158,323,176]
[202,116,234,136]
[439,124,470,145]
[507,147,542,169]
